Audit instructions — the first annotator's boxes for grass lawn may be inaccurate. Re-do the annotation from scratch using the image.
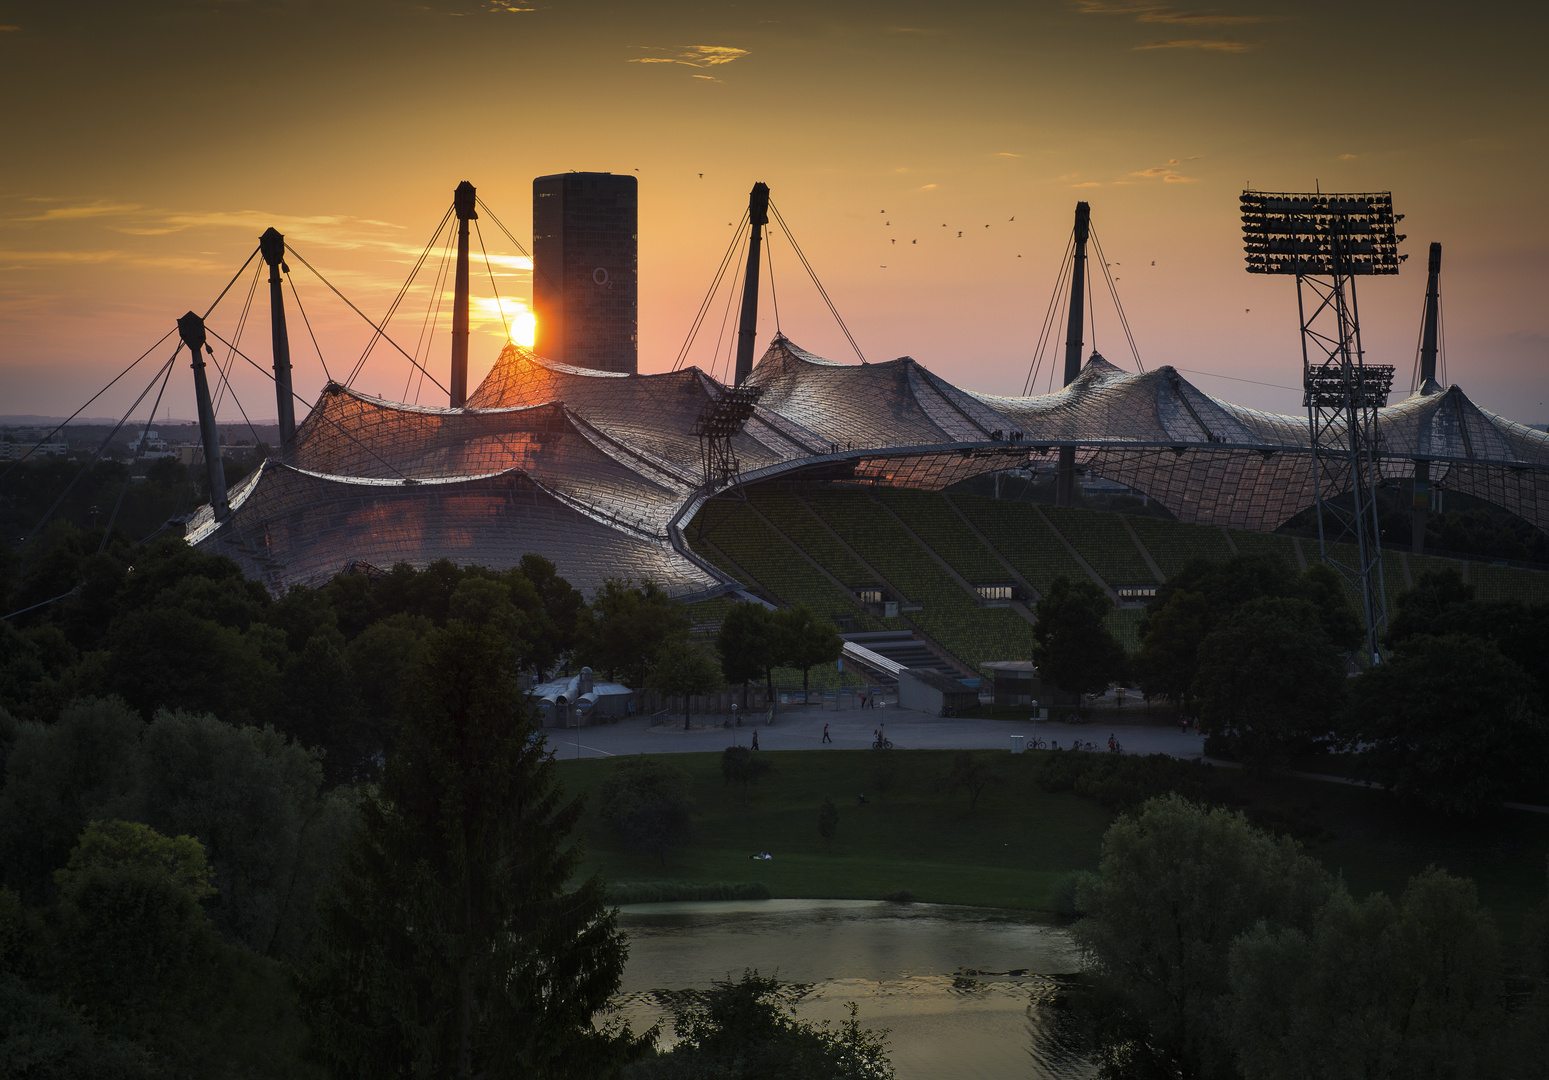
[555,749,1549,945]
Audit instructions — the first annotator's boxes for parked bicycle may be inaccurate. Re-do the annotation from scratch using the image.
[939,705,956,718]
[1028,737,1048,750]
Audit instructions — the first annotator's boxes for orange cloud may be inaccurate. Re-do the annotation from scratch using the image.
[1133,38,1255,51]
[1073,1,1276,26]
[14,200,142,222]
[630,45,749,68]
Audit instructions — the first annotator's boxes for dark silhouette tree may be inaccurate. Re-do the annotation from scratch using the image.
[1193,596,1345,768]
[818,795,839,853]
[648,638,724,730]
[717,601,778,708]
[720,745,770,807]
[773,605,843,696]
[301,622,645,1079]
[1031,576,1125,702]
[600,756,697,866]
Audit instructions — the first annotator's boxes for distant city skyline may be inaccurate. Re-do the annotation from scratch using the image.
[1,0,1544,426]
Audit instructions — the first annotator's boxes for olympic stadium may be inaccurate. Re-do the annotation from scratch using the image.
[165,181,1549,676]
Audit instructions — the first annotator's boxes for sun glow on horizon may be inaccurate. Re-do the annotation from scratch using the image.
[471,295,536,347]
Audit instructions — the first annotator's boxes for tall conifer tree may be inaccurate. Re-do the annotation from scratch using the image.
[302,622,644,1078]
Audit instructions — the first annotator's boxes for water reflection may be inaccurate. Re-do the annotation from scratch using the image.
[613,899,1094,1080]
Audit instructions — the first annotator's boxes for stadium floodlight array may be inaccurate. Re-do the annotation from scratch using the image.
[691,384,765,438]
[1241,192,1406,276]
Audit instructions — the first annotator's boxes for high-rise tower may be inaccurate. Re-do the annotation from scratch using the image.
[532,172,638,373]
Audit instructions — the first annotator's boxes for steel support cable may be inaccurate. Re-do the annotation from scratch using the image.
[283,241,449,397]
[202,246,262,321]
[404,217,455,402]
[475,198,562,296]
[474,219,511,340]
[205,327,410,482]
[341,207,454,387]
[2,585,84,621]
[767,200,866,363]
[1089,227,1144,373]
[1087,252,1097,354]
[21,350,181,548]
[212,258,263,418]
[765,223,781,334]
[98,354,176,553]
[713,230,750,384]
[0,326,178,484]
[672,208,751,372]
[285,271,332,383]
[1024,233,1075,395]
[414,223,457,405]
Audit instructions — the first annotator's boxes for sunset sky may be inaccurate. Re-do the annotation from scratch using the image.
[2,0,1544,425]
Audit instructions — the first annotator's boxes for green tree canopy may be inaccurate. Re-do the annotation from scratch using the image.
[773,605,844,695]
[1074,795,1334,1080]
[1193,596,1345,767]
[302,621,643,1079]
[1224,868,1507,1080]
[649,638,725,730]
[1343,633,1548,816]
[717,601,778,705]
[623,970,893,1080]
[720,745,771,807]
[581,578,691,690]
[600,756,697,865]
[1031,575,1125,699]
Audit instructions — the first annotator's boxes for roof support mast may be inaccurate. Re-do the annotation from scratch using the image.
[1055,201,1091,507]
[1412,241,1443,554]
[451,181,477,408]
[259,228,296,456]
[733,182,770,387]
[177,311,228,520]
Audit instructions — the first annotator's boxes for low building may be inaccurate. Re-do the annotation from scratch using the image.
[532,667,634,727]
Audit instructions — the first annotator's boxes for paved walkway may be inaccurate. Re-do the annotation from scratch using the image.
[545,707,1549,815]
[546,705,1204,760]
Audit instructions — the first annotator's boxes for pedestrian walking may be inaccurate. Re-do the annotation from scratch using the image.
[752,730,760,750]
[822,722,832,744]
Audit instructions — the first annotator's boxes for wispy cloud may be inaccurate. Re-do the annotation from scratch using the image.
[0,24,20,32]
[1133,37,1254,51]
[486,1,534,10]
[1131,158,1199,181]
[0,248,221,272]
[1073,1,1276,26]
[15,200,142,222]
[1337,152,1360,160]
[996,152,1023,158]
[629,45,749,68]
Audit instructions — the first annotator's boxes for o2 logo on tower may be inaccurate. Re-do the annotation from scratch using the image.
[592,267,610,287]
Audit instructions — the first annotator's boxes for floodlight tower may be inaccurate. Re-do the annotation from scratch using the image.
[1241,191,1406,663]
[693,385,764,490]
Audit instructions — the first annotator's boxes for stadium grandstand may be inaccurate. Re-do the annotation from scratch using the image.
[184,332,1549,675]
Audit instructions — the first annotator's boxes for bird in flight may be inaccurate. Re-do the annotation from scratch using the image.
[699,173,704,178]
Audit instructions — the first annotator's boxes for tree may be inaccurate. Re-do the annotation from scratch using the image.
[938,751,999,811]
[818,795,839,853]
[623,970,893,1080]
[519,553,586,677]
[132,708,358,960]
[1073,795,1333,1080]
[1224,868,1507,1080]
[718,601,778,707]
[582,578,690,691]
[301,622,644,1079]
[1132,588,1210,712]
[1193,596,1345,768]
[720,745,771,807]
[0,697,143,902]
[1343,633,1548,816]
[1031,575,1125,700]
[278,628,371,784]
[600,757,697,866]
[773,606,843,695]
[648,637,725,730]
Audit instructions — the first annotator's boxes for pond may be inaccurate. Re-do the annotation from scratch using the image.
[613,899,1093,1080]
